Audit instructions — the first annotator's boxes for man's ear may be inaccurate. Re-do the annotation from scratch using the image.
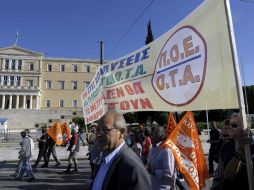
[119,128,126,139]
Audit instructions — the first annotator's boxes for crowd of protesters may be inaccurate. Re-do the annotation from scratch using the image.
[12,111,254,190]
[86,111,254,190]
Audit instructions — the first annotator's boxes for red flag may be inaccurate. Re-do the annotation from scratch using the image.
[162,111,209,190]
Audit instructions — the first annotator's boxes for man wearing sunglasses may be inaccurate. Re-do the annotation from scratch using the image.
[211,113,254,190]
[91,111,151,190]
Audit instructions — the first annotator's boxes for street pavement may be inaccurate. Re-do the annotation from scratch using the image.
[0,160,92,190]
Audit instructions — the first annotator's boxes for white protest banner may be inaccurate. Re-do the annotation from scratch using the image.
[81,0,238,124]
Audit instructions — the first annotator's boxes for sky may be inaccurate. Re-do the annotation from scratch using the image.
[0,0,253,85]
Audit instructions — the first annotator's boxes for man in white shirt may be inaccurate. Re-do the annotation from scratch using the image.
[147,126,176,190]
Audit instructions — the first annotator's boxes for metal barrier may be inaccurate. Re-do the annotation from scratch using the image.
[0,129,7,142]
[0,129,41,143]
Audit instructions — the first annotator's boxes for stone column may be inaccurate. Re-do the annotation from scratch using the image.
[9,95,12,109]
[16,95,19,109]
[36,95,40,109]
[0,76,3,86]
[30,95,33,109]
[8,59,12,70]
[7,76,10,86]
[14,76,17,86]
[1,95,5,109]
[15,60,18,70]
[2,59,5,70]
[23,95,26,109]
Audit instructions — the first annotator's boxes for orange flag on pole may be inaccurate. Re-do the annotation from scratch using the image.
[166,112,177,136]
[162,111,209,190]
[61,122,71,145]
[47,122,71,145]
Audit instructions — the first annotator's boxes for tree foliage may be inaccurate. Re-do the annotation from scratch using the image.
[72,116,85,130]
[243,85,254,114]
[145,20,154,45]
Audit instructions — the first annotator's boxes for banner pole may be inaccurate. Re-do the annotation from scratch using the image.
[224,0,254,189]
[206,110,210,137]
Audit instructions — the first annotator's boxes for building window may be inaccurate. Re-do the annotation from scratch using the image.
[72,81,78,90]
[59,100,64,107]
[5,59,9,70]
[11,60,16,70]
[60,64,65,72]
[73,64,78,72]
[3,76,8,85]
[85,64,90,72]
[47,64,52,71]
[10,76,15,86]
[46,100,51,108]
[45,80,52,89]
[28,80,33,87]
[59,81,65,89]
[16,76,21,86]
[84,81,90,89]
[72,100,77,108]
[18,60,22,70]
[30,62,34,71]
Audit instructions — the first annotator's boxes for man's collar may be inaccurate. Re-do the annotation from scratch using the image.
[104,142,125,164]
[152,141,162,148]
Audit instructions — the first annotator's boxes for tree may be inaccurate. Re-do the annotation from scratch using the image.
[145,20,154,45]
[72,116,85,130]
[243,85,254,114]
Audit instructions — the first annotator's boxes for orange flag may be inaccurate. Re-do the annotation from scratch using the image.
[162,111,209,190]
[166,112,177,136]
[61,122,71,145]
[47,122,71,145]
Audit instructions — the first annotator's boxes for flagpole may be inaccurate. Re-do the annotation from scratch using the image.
[15,30,19,45]
[206,110,210,137]
[224,0,254,189]
[240,57,249,115]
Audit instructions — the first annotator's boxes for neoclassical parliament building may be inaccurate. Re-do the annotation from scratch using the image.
[0,45,100,129]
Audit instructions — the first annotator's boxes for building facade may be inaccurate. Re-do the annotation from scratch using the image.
[0,45,99,129]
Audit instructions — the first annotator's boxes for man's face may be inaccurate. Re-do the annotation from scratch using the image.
[229,115,242,139]
[21,132,26,138]
[96,113,124,151]
[150,127,161,145]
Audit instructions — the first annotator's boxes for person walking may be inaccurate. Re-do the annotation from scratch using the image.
[147,126,176,190]
[211,113,254,190]
[32,127,48,168]
[86,123,97,177]
[42,136,61,167]
[208,121,221,176]
[130,131,143,158]
[91,111,151,190]
[64,128,80,173]
[16,130,35,182]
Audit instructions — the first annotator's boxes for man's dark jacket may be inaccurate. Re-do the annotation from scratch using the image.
[91,143,151,190]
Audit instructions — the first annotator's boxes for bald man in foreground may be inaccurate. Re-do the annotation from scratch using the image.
[91,111,151,190]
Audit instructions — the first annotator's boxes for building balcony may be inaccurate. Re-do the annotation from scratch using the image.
[0,85,40,92]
